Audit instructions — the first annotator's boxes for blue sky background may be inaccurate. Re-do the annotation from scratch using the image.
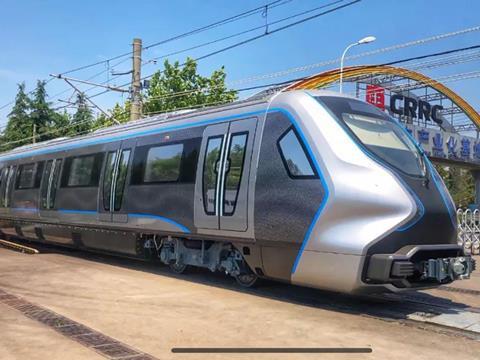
[0,0,479,126]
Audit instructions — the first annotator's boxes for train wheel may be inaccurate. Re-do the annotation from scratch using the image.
[235,272,258,288]
[169,262,188,274]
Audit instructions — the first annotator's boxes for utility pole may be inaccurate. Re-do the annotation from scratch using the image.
[32,123,36,144]
[130,38,142,121]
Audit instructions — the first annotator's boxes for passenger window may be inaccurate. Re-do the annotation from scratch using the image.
[203,136,223,215]
[63,153,103,187]
[278,128,317,178]
[143,144,183,183]
[16,163,36,189]
[223,133,248,215]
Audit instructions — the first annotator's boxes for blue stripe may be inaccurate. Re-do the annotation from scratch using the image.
[12,207,38,213]
[395,187,425,231]
[397,125,456,228]
[284,106,330,274]
[425,159,457,228]
[58,209,97,215]
[0,109,272,162]
[128,213,190,233]
[57,209,191,233]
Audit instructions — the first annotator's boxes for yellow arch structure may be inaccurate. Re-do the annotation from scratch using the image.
[286,65,480,129]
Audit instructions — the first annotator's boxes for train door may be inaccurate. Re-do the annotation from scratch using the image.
[99,139,135,223]
[39,158,63,217]
[194,117,257,232]
[0,165,17,209]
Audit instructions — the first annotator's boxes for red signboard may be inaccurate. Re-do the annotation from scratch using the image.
[365,84,385,110]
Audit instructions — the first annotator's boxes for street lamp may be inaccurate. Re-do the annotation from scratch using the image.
[339,36,376,93]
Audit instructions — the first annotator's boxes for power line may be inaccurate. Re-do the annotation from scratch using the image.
[144,0,346,63]
[57,0,289,77]
[88,0,361,100]
[9,49,480,148]
[0,0,295,114]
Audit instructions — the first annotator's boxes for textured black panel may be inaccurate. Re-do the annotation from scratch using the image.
[367,173,457,256]
[11,188,39,209]
[56,187,98,212]
[126,183,196,231]
[255,112,325,276]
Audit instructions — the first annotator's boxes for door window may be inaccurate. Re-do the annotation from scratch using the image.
[0,167,8,207]
[114,150,131,211]
[103,152,117,211]
[41,159,63,210]
[49,159,62,209]
[222,133,248,216]
[4,166,16,207]
[103,149,131,212]
[203,136,224,215]
[40,160,53,208]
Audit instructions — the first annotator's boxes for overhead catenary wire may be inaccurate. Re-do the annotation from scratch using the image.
[35,22,480,111]
[143,0,347,64]
[88,0,362,100]
[1,66,480,151]
[2,14,480,137]
[57,0,290,77]
[0,0,295,114]
[131,43,480,106]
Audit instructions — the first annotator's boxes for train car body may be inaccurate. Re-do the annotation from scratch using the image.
[0,90,474,293]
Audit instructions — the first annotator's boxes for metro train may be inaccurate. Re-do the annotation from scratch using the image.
[0,90,474,293]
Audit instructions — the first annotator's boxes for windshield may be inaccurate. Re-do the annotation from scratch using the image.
[316,96,426,177]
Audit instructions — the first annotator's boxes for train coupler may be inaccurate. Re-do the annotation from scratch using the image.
[421,256,475,282]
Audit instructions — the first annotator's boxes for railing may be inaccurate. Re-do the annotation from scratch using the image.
[457,209,480,255]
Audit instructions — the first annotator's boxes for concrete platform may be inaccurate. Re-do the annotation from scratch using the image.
[0,246,479,360]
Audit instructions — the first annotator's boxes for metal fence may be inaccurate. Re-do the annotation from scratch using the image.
[457,209,480,255]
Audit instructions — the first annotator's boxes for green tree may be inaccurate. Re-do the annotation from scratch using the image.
[94,102,131,129]
[2,82,32,150]
[143,57,237,115]
[435,163,475,208]
[69,93,94,136]
[30,80,53,142]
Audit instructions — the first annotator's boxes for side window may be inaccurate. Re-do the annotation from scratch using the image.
[277,128,317,179]
[223,132,248,215]
[16,162,44,189]
[143,144,183,183]
[62,153,104,187]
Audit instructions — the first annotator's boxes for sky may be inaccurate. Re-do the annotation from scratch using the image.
[0,0,479,127]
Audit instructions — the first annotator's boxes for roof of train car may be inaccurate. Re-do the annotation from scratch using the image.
[0,93,274,162]
[0,89,351,163]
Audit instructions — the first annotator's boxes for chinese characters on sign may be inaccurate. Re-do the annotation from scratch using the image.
[407,124,480,164]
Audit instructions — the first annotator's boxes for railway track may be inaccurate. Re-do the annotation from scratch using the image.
[2,237,480,341]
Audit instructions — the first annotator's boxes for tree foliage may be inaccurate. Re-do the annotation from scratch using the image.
[143,58,237,115]
[3,83,32,149]
[435,164,475,208]
[69,93,93,136]
[0,57,236,154]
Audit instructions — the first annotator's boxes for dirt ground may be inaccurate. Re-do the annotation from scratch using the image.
[0,246,479,360]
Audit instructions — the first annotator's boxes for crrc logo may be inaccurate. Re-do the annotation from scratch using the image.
[390,94,443,125]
